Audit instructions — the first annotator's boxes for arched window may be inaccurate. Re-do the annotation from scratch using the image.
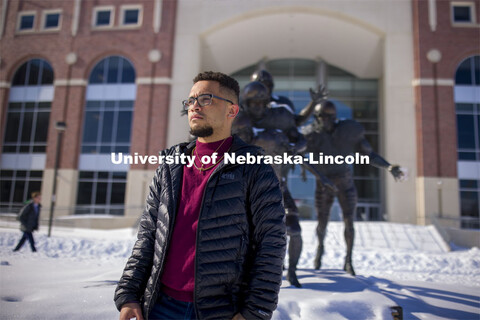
[12,58,54,86]
[89,55,135,84]
[232,59,381,220]
[76,55,135,215]
[81,56,135,154]
[3,59,53,153]
[0,59,53,212]
[455,55,480,229]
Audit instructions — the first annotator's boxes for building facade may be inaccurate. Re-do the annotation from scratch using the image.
[0,0,177,228]
[0,0,478,229]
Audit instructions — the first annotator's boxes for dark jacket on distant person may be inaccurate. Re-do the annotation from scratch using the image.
[18,202,40,233]
[114,135,286,320]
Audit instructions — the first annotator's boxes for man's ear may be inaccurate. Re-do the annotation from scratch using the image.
[228,104,239,118]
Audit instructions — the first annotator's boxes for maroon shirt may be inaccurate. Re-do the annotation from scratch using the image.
[160,136,233,302]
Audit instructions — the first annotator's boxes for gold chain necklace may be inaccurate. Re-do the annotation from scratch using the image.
[193,137,229,172]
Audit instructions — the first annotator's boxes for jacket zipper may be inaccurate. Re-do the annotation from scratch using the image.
[193,160,227,319]
[146,156,182,319]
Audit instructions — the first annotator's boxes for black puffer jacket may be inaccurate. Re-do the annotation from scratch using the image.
[114,136,286,320]
[18,202,40,233]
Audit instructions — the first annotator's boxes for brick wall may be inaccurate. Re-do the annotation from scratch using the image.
[0,0,177,169]
[412,0,480,178]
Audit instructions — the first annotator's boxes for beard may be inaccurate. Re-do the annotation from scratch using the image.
[190,125,214,138]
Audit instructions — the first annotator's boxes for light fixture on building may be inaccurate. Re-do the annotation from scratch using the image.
[148,49,162,63]
[426,49,442,64]
[65,52,77,65]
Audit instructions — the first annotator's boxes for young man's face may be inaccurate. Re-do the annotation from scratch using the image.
[187,80,237,141]
[33,195,41,204]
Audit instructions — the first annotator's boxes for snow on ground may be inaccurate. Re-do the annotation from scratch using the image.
[0,221,479,320]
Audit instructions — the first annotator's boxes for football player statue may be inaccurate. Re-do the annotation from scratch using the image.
[302,100,404,276]
[251,69,296,114]
[233,81,332,288]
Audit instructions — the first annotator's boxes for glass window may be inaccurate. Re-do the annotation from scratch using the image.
[2,103,51,153]
[455,56,479,85]
[34,112,50,142]
[12,59,54,86]
[456,56,480,227]
[89,60,105,84]
[76,171,126,215]
[117,112,132,142]
[121,60,136,83]
[107,56,120,83]
[4,112,21,143]
[3,59,53,154]
[459,180,480,229]
[455,56,480,160]
[12,63,28,86]
[92,6,114,28]
[19,14,35,31]
[77,182,93,205]
[81,57,135,154]
[453,5,473,23]
[20,112,33,143]
[123,9,139,25]
[28,59,41,85]
[456,58,473,85]
[457,115,475,149]
[101,111,114,143]
[43,11,61,29]
[96,10,111,26]
[95,182,108,204]
[41,62,54,84]
[46,13,59,28]
[82,111,100,143]
[89,56,135,85]
[0,170,43,213]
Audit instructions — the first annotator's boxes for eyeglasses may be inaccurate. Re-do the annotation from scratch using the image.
[182,93,234,111]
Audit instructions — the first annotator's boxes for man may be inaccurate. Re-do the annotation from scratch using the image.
[115,72,286,320]
[13,191,41,252]
[302,100,404,276]
[233,81,331,288]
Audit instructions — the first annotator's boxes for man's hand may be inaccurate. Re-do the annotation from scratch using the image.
[232,313,247,320]
[119,302,144,320]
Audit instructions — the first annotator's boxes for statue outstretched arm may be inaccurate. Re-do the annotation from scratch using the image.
[358,139,404,181]
[296,85,328,126]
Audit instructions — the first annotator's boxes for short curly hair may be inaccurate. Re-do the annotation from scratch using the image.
[193,71,239,104]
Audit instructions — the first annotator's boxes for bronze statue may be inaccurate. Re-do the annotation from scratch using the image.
[251,69,296,114]
[302,100,404,276]
[233,79,331,287]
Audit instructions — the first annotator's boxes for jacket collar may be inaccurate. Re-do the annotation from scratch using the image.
[179,135,255,155]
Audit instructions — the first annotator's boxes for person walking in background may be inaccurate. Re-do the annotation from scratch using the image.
[13,191,41,252]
